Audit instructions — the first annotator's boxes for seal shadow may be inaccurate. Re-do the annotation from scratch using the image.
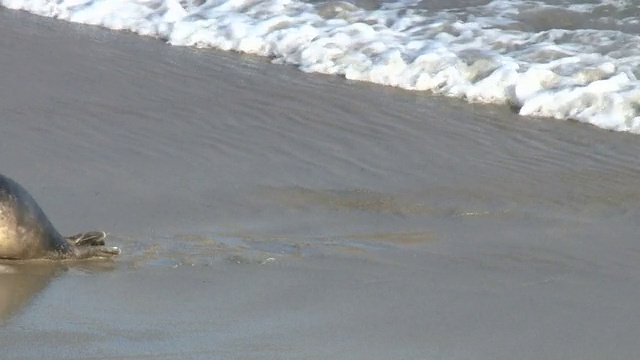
[0,260,117,324]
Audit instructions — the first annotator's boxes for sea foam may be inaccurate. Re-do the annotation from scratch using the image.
[5,0,640,133]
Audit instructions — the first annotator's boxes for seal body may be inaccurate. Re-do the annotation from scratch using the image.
[0,174,119,260]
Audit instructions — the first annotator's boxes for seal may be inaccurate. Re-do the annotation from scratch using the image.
[0,174,120,260]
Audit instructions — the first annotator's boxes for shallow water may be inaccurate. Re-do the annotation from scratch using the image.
[6,0,640,131]
[2,8,640,264]
[3,10,640,359]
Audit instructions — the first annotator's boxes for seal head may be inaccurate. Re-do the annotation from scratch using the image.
[0,174,120,260]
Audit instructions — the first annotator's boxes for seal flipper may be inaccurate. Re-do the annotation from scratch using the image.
[66,231,106,247]
[66,232,120,259]
[71,244,121,259]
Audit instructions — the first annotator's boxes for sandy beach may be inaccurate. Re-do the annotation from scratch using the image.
[3,7,640,359]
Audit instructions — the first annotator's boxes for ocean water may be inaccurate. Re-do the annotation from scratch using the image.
[4,0,640,132]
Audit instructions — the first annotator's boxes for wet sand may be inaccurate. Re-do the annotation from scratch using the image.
[2,7,640,359]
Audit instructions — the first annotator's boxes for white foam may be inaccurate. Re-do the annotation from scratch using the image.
[5,0,640,132]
